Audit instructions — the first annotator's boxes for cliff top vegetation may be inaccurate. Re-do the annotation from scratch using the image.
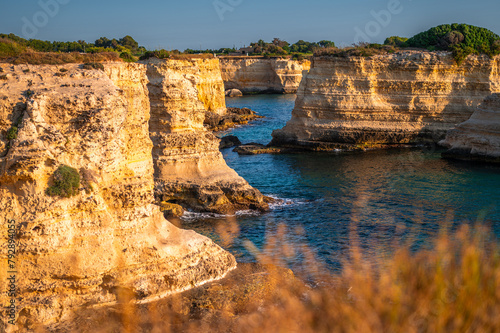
[387,23,500,63]
[315,24,500,64]
[2,24,499,65]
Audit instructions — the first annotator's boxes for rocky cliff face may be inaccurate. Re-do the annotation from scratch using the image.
[271,52,500,150]
[441,93,500,163]
[220,57,311,94]
[0,62,236,330]
[145,58,269,214]
[189,58,227,115]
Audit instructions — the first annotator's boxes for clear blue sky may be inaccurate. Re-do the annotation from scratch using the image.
[1,0,499,50]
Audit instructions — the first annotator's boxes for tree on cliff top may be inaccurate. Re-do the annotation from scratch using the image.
[404,23,500,63]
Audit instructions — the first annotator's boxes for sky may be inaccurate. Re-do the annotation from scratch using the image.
[1,0,500,51]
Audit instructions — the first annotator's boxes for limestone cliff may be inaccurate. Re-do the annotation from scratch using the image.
[145,58,269,214]
[271,52,500,150]
[441,93,500,163]
[189,58,227,115]
[0,63,236,330]
[220,57,311,94]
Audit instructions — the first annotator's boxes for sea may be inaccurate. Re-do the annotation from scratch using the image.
[178,94,500,278]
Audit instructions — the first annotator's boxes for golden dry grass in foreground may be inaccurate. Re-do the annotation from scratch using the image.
[39,222,500,333]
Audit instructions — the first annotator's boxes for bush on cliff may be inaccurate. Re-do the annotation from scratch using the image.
[46,165,81,198]
[314,43,398,57]
[405,23,500,64]
[384,36,408,47]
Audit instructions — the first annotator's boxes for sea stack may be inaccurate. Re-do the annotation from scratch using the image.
[271,52,500,150]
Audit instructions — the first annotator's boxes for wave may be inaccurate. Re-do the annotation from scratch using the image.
[180,196,311,221]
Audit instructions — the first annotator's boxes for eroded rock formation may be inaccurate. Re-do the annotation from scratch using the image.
[441,93,500,163]
[145,58,269,214]
[0,62,237,330]
[271,52,500,150]
[220,57,311,94]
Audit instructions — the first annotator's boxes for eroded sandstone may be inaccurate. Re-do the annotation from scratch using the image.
[271,52,500,150]
[220,57,311,94]
[441,93,500,163]
[0,62,236,330]
[145,58,270,214]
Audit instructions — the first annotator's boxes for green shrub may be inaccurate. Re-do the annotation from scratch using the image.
[384,36,408,47]
[139,49,171,60]
[0,74,7,80]
[405,23,500,64]
[6,126,18,140]
[46,165,81,198]
[59,68,68,72]
[119,51,136,62]
[82,62,105,70]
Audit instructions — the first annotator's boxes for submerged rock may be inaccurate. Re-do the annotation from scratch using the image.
[441,93,500,163]
[204,107,264,132]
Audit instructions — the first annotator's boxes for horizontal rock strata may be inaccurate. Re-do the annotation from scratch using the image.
[271,52,500,150]
[0,62,237,330]
[441,93,500,163]
[145,59,270,214]
[220,57,311,94]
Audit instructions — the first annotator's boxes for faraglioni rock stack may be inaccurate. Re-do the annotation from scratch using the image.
[220,57,311,94]
[145,58,269,214]
[441,93,500,163]
[271,52,500,150]
[0,61,244,330]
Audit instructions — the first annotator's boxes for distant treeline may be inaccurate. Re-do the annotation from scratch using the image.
[1,24,499,65]
[185,38,336,57]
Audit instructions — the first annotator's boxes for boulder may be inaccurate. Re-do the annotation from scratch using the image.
[225,89,243,97]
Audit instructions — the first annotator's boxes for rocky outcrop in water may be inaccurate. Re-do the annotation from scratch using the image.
[220,57,311,94]
[0,61,240,330]
[145,59,270,214]
[271,52,500,151]
[441,93,500,163]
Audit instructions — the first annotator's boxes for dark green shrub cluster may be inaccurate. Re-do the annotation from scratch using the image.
[46,165,80,198]
[315,43,398,57]
[83,62,105,71]
[6,126,17,140]
[139,49,171,60]
[59,68,68,72]
[403,24,500,64]
[384,36,408,47]
[0,74,7,80]
[119,51,136,62]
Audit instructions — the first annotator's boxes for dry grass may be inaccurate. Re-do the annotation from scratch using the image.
[33,220,500,333]
[170,53,215,60]
[0,50,121,65]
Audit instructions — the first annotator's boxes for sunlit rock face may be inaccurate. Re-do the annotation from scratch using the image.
[0,62,236,330]
[271,52,500,150]
[441,93,500,163]
[145,58,270,214]
[220,57,311,94]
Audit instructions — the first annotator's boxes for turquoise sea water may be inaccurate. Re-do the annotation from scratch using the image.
[180,95,500,276]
